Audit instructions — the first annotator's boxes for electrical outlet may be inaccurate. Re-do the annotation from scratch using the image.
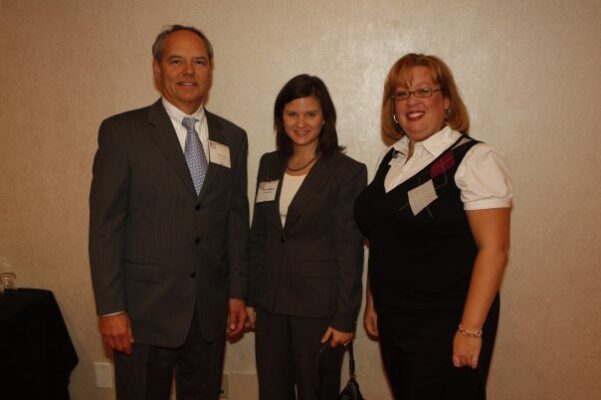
[219,374,228,399]
[94,362,113,388]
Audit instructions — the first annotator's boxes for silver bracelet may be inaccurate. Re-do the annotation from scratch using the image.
[457,324,483,338]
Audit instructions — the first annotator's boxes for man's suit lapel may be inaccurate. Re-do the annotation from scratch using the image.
[284,155,335,231]
[147,100,197,197]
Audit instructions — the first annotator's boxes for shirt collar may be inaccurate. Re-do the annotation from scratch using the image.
[392,135,410,156]
[161,98,205,125]
[392,125,460,158]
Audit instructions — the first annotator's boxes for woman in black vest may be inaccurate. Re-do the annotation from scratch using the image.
[354,54,512,399]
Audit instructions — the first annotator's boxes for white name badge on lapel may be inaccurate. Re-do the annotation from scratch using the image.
[407,179,437,216]
[256,180,279,203]
[208,140,231,168]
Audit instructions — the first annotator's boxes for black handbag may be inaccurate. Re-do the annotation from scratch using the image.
[316,341,365,400]
[337,342,365,400]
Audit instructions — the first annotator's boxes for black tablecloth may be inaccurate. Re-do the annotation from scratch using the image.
[0,288,79,399]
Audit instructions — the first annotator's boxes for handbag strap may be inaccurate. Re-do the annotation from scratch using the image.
[348,342,356,379]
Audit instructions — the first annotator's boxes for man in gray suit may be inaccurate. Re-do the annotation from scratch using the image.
[89,25,249,399]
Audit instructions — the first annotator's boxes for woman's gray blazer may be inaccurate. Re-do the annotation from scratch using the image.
[249,151,366,331]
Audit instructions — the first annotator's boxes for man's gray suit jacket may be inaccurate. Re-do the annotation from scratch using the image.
[89,99,249,346]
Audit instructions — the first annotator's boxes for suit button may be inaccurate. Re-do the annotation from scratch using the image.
[190,272,196,278]
[280,236,285,243]
[195,237,200,244]
[195,204,200,210]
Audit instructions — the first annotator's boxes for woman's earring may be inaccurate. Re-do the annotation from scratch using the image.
[444,108,450,121]
[392,114,403,134]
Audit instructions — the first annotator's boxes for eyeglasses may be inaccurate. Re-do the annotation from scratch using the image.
[392,87,441,101]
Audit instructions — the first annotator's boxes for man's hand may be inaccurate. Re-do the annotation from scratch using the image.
[227,298,248,337]
[99,313,134,355]
[245,306,256,330]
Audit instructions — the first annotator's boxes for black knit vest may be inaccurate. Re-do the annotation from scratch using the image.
[354,135,481,314]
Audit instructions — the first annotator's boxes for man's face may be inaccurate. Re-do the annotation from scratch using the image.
[152,30,212,114]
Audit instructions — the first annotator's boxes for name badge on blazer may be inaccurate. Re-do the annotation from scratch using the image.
[209,140,230,168]
[255,180,279,203]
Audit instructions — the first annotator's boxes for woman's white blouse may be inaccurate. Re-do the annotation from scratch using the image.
[380,126,513,211]
[279,173,307,225]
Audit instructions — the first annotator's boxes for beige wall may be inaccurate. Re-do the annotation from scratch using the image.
[1,0,600,399]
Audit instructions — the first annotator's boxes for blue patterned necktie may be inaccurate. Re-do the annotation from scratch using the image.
[182,116,208,195]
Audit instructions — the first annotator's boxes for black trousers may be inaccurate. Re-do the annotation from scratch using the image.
[255,306,345,400]
[113,310,225,400]
[377,298,499,400]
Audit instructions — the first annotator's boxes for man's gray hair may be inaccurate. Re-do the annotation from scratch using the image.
[152,25,214,63]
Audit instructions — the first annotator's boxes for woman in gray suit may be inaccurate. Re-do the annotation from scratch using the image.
[248,74,367,400]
